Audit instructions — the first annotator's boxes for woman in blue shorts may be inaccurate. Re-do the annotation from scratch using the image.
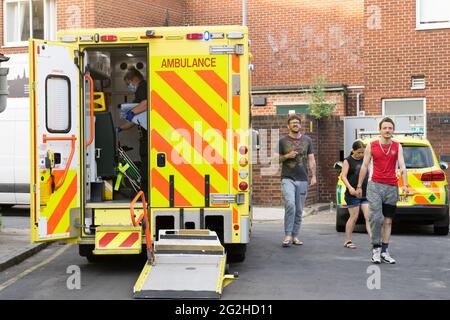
[340,140,371,249]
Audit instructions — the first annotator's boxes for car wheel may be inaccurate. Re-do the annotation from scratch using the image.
[335,209,347,233]
[336,223,345,233]
[434,225,449,235]
[434,212,449,235]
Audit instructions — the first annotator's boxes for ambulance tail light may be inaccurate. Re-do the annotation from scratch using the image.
[421,170,445,181]
[186,33,203,40]
[100,35,117,42]
[239,182,248,191]
[239,146,248,155]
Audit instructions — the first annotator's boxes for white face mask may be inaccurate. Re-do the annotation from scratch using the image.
[127,83,137,93]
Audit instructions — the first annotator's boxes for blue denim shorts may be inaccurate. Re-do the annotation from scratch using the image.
[346,196,368,208]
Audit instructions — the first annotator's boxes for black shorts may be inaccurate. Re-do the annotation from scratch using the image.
[382,203,397,218]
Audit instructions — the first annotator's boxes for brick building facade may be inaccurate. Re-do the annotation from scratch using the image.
[187,0,450,205]
[0,0,185,55]
[1,1,448,206]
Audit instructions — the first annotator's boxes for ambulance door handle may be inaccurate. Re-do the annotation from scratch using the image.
[157,153,166,167]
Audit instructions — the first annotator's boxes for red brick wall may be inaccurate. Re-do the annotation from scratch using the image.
[93,0,185,28]
[363,0,450,169]
[186,0,365,88]
[363,0,450,115]
[0,0,185,55]
[251,91,346,116]
[252,114,343,206]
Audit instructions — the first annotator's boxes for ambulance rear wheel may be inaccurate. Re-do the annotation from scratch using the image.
[79,244,100,263]
[225,244,246,263]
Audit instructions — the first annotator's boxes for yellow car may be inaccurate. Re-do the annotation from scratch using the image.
[335,136,449,235]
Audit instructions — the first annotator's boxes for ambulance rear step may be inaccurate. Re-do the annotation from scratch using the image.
[133,229,237,299]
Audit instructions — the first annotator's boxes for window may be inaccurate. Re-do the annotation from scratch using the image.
[4,0,56,47]
[416,0,450,30]
[46,75,71,133]
[276,104,309,115]
[402,146,434,169]
[382,98,426,135]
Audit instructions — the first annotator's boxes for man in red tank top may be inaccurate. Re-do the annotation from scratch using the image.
[356,117,408,264]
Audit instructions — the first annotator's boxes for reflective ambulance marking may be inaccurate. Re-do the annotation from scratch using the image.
[119,233,140,248]
[233,167,238,191]
[230,53,241,243]
[98,232,140,249]
[155,71,227,133]
[99,232,118,248]
[406,173,444,204]
[431,182,441,200]
[151,91,228,180]
[232,207,239,224]
[232,55,240,74]
[149,114,226,206]
[150,107,228,183]
[151,188,167,207]
[151,168,192,207]
[150,129,219,194]
[414,196,429,205]
[232,96,240,114]
[194,70,228,102]
[44,171,77,235]
[150,55,230,207]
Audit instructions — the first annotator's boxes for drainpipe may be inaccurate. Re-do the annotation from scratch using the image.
[242,0,247,26]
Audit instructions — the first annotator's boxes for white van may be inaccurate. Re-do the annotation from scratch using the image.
[0,53,30,208]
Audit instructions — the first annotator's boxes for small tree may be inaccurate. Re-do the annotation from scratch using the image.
[308,76,336,120]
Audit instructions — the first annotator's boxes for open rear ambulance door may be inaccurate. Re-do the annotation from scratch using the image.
[30,40,81,242]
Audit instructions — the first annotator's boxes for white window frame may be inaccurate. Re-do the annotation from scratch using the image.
[416,0,450,30]
[3,0,57,48]
[382,97,427,137]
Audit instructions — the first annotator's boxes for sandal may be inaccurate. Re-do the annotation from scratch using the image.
[292,238,303,245]
[282,237,292,247]
[344,241,357,249]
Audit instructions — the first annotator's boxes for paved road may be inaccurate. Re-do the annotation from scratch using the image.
[0,210,449,300]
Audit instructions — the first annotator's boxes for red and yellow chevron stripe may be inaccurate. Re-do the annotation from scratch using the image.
[39,170,78,236]
[150,55,232,207]
[94,226,142,254]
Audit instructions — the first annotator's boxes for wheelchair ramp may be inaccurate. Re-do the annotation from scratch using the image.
[133,230,236,299]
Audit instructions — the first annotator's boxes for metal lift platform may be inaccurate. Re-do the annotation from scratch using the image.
[133,229,237,299]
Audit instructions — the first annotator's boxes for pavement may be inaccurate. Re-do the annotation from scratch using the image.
[0,203,331,273]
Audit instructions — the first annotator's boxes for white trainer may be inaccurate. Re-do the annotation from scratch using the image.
[381,251,396,264]
[371,247,382,264]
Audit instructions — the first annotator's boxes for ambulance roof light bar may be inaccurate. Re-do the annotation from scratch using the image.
[186,33,203,40]
[60,35,77,42]
[141,30,163,39]
[100,35,117,42]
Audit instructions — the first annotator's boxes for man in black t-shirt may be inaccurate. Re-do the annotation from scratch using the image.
[119,67,148,196]
[278,114,317,247]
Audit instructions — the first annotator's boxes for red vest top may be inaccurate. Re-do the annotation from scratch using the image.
[370,140,399,186]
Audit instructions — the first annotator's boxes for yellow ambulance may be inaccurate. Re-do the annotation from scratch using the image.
[29,26,253,298]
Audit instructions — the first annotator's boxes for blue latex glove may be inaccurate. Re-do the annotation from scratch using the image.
[125,110,135,121]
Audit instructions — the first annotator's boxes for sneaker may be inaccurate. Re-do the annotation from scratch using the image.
[371,247,381,264]
[381,251,396,264]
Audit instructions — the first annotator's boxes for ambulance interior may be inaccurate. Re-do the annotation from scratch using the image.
[83,46,148,205]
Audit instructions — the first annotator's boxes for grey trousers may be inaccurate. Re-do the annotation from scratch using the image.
[367,181,398,246]
[281,179,308,237]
